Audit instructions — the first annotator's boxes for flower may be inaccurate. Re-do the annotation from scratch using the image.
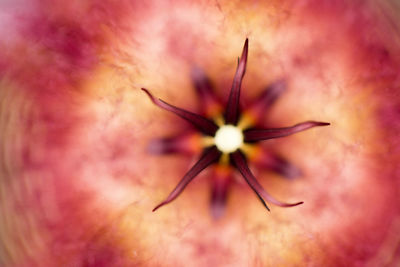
[1,0,400,266]
[142,39,329,217]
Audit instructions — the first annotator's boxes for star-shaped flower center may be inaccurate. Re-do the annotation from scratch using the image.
[142,39,329,218]
[214,125,243,153]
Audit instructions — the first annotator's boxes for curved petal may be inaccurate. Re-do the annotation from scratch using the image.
[239,79,287,128]
[153,146,221,212]
[244,121,330,142]
[224,38,248,125]
[249,147,301,179]
[191,67,222,118]
[210,165,233,219]
[142,88,219,136]
[148,133,202,155]
[231,151,303,210]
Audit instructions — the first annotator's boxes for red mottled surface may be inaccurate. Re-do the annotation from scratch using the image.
[1,0,400,266]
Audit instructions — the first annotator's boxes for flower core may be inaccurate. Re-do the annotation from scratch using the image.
[214,125,244,153]
[142,38,329,215]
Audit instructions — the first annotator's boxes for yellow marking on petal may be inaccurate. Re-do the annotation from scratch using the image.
[214,164,232,177]
[213,115,225,127]
[237,112,256,130]
[202,136,215,148]
[205,102,223,119]
[187,133,204,154]
[240,143,260,160]
[219,153,230,165]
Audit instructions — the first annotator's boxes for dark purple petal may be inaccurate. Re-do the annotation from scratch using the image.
[244,121,330,142]
[148,133,201,155]
[254,79,287,108]
[142,88,219,136]
[231,151,303,210]
[242,79,287,126]
[153,146,221,212]
[210,166,232,219]
[191,67,222,117]
[253,149,301,179]
[225,38,248,124]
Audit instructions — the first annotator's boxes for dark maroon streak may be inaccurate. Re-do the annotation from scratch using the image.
[147,134,195,155]
[142,88,218,136]
[210,172,232,219]
[231,151,304,210]
[191,67,214,95]
[247,80,287,122]
[191,67,221,110]
[225,38,248,125]
[244,121,330,142]
[152,146,221,212]
[270,158,301,179]
[255,80,287,108]
[255,151,302,179]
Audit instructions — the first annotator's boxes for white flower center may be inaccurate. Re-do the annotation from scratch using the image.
[214,125,244,153]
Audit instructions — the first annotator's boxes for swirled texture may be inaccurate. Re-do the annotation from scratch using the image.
[1,0,400,266]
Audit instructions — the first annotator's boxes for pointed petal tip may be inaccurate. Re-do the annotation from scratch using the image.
[151,147,221,214]
[281,201,304,208]
[225,39,249,124]
[141,87,155,102]
[142,87,219,135]
[293,201,304,206]
[307,121,330,127]
[242,39,248,59]
[265,204,271,212]
[258,197,270,212]
[237,38,248,68]
[316,122,330,126]
[152,202,165,212]
[244,120,331,142]
[257,195,271,212]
